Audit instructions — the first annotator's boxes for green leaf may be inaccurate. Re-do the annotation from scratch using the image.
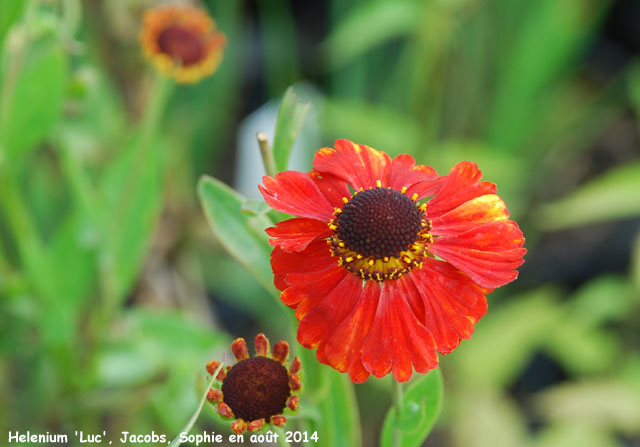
[198,176,275,294]
[56,66,127,154]
[272,86,311,172]
[537,161,640,230]
[486,0,609,152]
[324,1,420,70]
[453,287,563,387]
[0,0,25,46]
[100,134,166,302]
[20,212,97,346]
[98,309,229,388]
[320,371,361,447]
[535,380,640,433]
[168,371,219,447]
[380,369,444,447]
[298,347,361,447]
[544,318,619,376]
[0,37,67,159]
[534,423,618,447]
[241,198,273,216]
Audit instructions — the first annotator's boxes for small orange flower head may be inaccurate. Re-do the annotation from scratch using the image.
[206,334,302,434]
[140,4,226,83]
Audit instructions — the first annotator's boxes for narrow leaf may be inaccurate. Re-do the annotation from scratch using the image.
[1,38,67,159]
[323,1,420,70]
[380,368,444,447]
[537,162,640,230]
[198,176,275,293]
[100,135,166,302]
[298,347,361,447]
[272,86,311,172]
[168,368,220,447]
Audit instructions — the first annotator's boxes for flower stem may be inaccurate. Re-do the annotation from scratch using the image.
[393,380,404,447]
[257,131,277,177]
[139,75,174,155]
[168,364,223,447]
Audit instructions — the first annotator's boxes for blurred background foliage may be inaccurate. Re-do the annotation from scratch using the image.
[1,0,639,446]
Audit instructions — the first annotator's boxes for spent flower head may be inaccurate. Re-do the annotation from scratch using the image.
[206,334,301,434]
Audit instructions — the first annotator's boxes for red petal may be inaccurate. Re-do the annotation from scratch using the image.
[387,154,443,199]
[259,171,334,220]
[430,220,526,288]
[266,218,331,252]
[426,161,496,219]
[297,273,364,350]
[309,170,351,209]
[347,357,371,383]
[361,278,439,382]
[281,264,347,321]
[271,240,334,290]
[409,259,489,354]
[313,139,391,190]
[431,194,510,236]
[315,281,380,383]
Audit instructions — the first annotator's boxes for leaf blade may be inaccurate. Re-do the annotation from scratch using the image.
[380,369,444,447]
[272,86,311,173]
[197,176,275,294]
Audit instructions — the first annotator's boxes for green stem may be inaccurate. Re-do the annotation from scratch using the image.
[168,365,223,447]
[393,381,404,447]
[257,131,277,177]
[139,75,174,154]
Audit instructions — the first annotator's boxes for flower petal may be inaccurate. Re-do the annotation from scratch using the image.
[426,161,496,219]
[281,264,347,320]
[430,220,526,288]
[361,278,439,382]
[259,171,335,221]
[308,170,351,209]
[297,273,365,350]
[409,259,489,354]
[315,281,380,383]
[431,194,510,236]
[313,139,391,190]
[387,154,443,199]
[266,218,332,253]
[271,240,334,290]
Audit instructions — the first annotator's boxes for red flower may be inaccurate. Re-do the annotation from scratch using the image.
[259,140,525,383]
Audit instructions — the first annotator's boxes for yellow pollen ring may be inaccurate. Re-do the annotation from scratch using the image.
[327,186,433,282]
[376,180,382,188]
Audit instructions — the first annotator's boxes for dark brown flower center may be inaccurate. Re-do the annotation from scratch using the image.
[221,356,290,422]
[157,25,203,66]
[337,188,422,259]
